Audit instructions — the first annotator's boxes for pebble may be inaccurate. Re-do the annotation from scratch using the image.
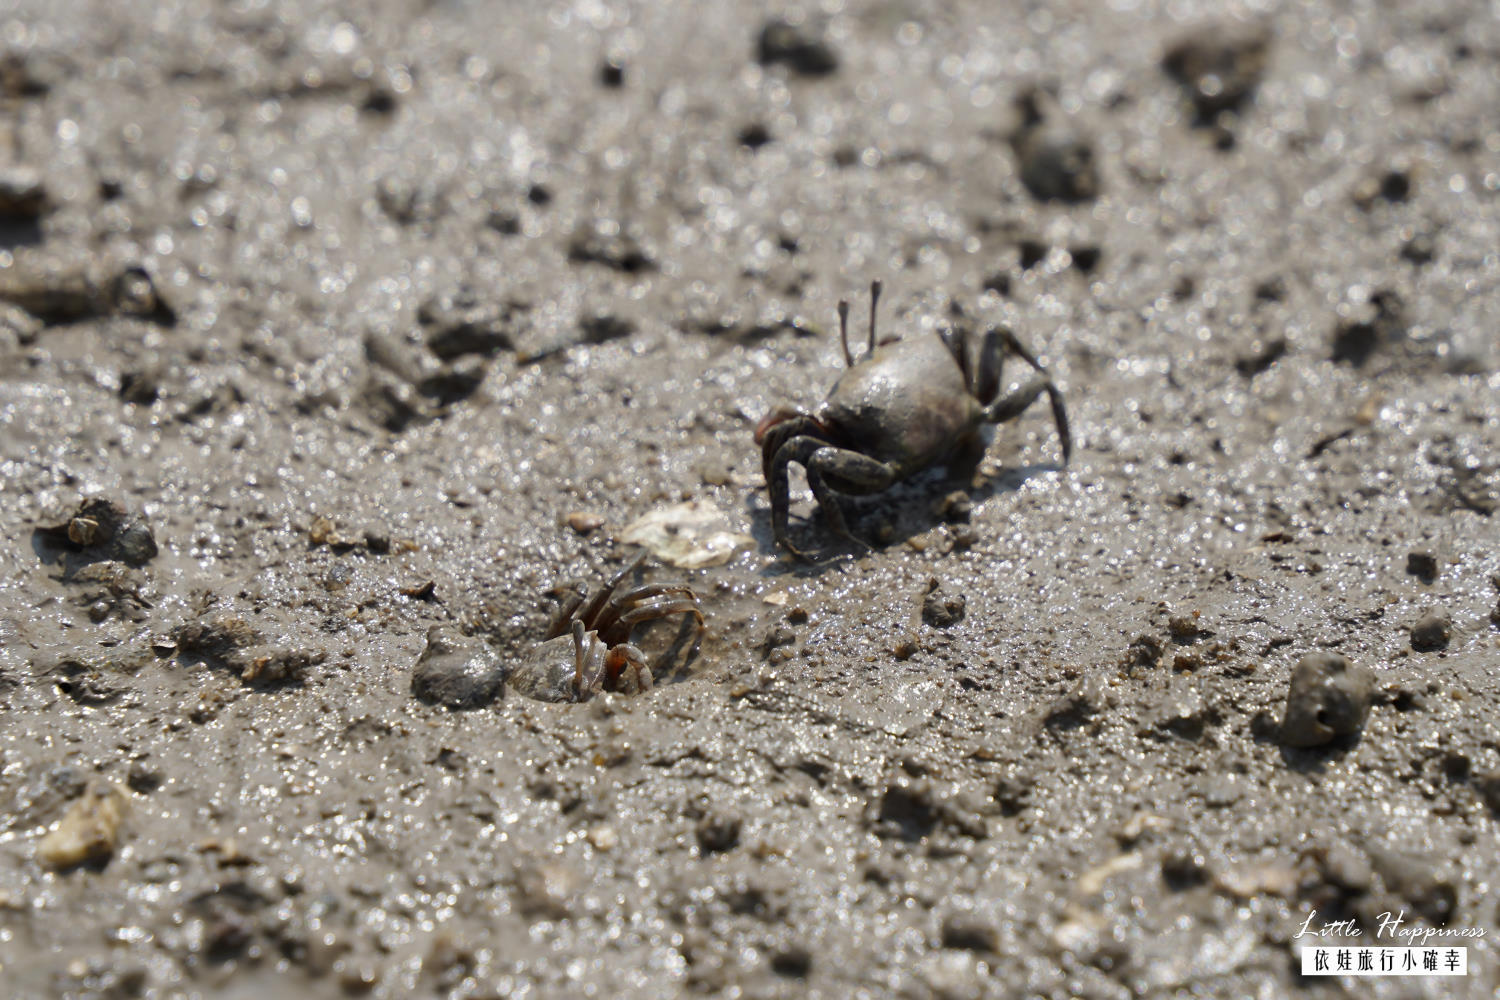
[1410,610,1451,651]
[921,579,966,628]
[410,626,508,709]
[565,511,605,535]
[40,498,159,572]
[756,19,839,77]
[1405,550,1438,582]
[1279,651,1374,748]
[695,810,742,854]
[1161,25,1270,124]
[932,491,972,524]
[37,782,128,870]
[940,911,1000,952]
[0,166,48,219]
[1012,96,1099,204]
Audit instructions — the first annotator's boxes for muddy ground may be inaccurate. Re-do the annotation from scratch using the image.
[2,0,1499,997]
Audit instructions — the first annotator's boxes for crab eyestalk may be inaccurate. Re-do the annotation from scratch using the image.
[837,298,853,367]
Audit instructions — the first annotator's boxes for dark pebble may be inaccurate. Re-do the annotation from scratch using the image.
[933,491,972,524]
[756,19,839,77]
[410,626,508,709]
[1161,848,1210,890]
[921,580,966,628]
[738,122,772,149]
[0,166,48,220]
[695,810,742,854]
[1405,550,1438,582]
[940,912,999,952]
[1410,610,1451,652]
[1279,651,1374,748]
[1015,123,1098,203]
[1161,25,1270,124]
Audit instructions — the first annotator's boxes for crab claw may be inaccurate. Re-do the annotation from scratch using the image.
[753,407,801,446]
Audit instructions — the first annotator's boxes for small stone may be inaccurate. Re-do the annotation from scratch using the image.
[769,946,812,978]
[0,165,48,220]
[1279,651,1374,748]
[1474,772,1500,816]
[1167,613,1203,640]
[695,810,742,854]
[1012,96,1099,203]
[410,626,508,709]
[578,310,634,344]
[940,911,999,952]
[756,19,838,77]
[598,58,625,88]
[1405,551,1438,583]
[1161,847,1210,890]
[1126,634,1164,669]
[1410,610,1451,651]
[37,782,127,870]
[933,491,973,524]
[309,515,350,548]
[126,762,163,795]
[1161,24,1270,124]
[565,511,605,535]
[922,580,966,628]
[40,498,158,570]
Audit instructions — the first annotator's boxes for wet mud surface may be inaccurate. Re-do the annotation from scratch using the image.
[2,1,1499,997]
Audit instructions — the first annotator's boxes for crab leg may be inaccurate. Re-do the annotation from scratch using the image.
[592,584,700,642]
[985,330,1071,464]
[615,596,705,642]
[756,413,828,487]
[565,551,646,635]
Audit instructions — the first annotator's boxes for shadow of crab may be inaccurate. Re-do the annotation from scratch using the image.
[744,457,1067,567]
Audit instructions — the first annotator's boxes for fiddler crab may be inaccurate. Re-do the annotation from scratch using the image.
[755,281,1072,559]
[513,552,704,701]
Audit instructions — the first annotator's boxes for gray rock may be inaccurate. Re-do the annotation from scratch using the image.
[1410,609,1451,652]
[1405,550,1438,582]
[410,626,508,709]
[0,166,47,219]
[922,580,966,628]
[1279,651,1374,747]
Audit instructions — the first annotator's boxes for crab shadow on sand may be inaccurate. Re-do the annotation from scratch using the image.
[744,451,1069,574]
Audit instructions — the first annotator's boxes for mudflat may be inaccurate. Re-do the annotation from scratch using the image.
[1,2,1497,997]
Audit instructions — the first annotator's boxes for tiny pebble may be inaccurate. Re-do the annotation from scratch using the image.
[1410,610,1451,652]
[566,511,605,535]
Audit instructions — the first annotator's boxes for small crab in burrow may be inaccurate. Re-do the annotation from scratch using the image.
[755,281,1072,559]
[508,553,705,702]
